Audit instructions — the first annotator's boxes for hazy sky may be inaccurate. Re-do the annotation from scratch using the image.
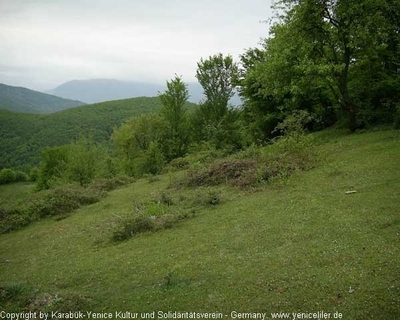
[0,0,274,91]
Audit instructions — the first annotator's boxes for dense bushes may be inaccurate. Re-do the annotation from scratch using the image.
[110,188,222,241]
[184,112,316,188]
[0,168,28,185]
[36,139,111,190]
[0,176,133,234]
[0,185,103,234]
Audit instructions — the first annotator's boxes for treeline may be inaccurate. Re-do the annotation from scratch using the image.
[4,0,400,185]
[0,97,174,170]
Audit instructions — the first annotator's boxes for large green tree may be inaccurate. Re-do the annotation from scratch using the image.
[196,53,239,124]
[112,114,165,176]
[277,0,399,129]
[159,75,190,160]
[240,0,400,133]
[194,53,242,149]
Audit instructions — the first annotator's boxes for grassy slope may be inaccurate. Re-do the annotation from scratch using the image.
[0,97,187,169]
[0,83,84,114]
[0,129,399,318]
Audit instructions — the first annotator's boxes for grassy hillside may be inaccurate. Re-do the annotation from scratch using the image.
[0,129,399,318]
[0,97,182,169]
[0,83,84,114]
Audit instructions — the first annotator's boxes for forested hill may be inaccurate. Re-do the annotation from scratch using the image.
[0,83,85,113]
[0,96,186,169]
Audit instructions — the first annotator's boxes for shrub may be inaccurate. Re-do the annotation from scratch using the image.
[147,175,161,183]
[29,167,39,182]
[168,157,191,170]
[185,159,258,187]
[0,169,16,184]
[112,214,155,241]
[0,185,104,234]
[158,191,173,206]
[15,171,29,182]
[183,124,315,189]
[89,176,134,192]
[27,185,103,219]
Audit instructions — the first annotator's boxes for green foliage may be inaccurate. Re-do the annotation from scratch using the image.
[36,146,69,189]
[0,168,27,185]
[112,214,156,241]
[66,140,108,187]
[240,0,400,134]
[0,175,133,234]
[185,122,315,188]
[194,54,243,150]
[37,140,109,189]
[111,201,179,241]
[141,142,165,175]
[274,110,313,138]
[185,158,258,187]
[0,169,16,184]
[0,184,104,234]
[113,114,166,176]
[89,176,134,192]
[159,75,191,160]
[0,97,178,170]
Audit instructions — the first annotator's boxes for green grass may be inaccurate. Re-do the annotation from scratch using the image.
[0,129,399,318]
[0,182,35,210]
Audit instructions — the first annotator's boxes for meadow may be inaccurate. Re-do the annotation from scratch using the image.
[0,128,399,319]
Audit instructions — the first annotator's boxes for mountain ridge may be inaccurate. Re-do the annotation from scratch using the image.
[0,96,196,170]
[47,79,242,105]
[0,83,85,114]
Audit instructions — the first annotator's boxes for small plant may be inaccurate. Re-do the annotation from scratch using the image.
[159,191,173,206]
[90,176,133,192]
[147,175,161,183]
[112,214,155,241]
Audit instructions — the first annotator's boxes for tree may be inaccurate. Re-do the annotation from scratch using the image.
[240,0,400,134]
[239,25,334,141]
[112,114,166,176]
[194,54,242,149]
[159,75,190,160]
[275,0,400,129]
[196,53,239,124]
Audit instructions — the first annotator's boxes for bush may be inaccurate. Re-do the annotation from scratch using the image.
[0,185,104,234]
[90,176,134,192]
[15,171,28,182]
[183,124,315,188]
[112,214,156,241]
[185,159,258,187]
[27,185,103,219]
[0,169,16,184]
[168,157,191,170]
[29,167,39,182]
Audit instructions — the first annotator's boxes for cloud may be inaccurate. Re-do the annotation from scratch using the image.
[0,0,273,90]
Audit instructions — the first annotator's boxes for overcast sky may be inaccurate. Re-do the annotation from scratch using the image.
[0,0,274,91]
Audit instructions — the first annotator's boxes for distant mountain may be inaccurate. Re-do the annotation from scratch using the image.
[0,97,196,170]
[0,83,85,114]
[47,79,242,105]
